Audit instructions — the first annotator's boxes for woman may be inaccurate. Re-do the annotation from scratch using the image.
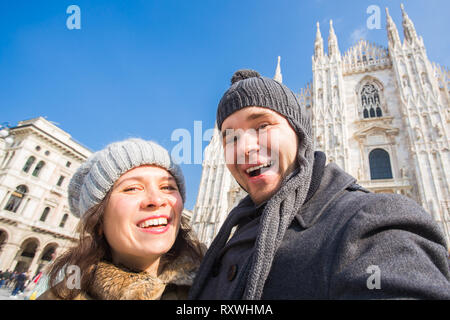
[39,138,204,300]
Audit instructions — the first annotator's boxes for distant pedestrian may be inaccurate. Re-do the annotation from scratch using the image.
[10,271,27,298]
[7,271,17,289]
[1,270,12,288]
[0,270,4,288]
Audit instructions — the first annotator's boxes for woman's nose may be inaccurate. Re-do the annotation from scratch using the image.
[140,189,167,209]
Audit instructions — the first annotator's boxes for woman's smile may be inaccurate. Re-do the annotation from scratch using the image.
[136,215,172,234]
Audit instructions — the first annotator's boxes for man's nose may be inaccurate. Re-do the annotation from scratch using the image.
[238,130,260,163]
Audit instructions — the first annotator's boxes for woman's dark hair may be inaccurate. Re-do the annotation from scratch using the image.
[48,189,204,300]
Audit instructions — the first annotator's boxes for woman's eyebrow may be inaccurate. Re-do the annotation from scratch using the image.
[115,175,175,188]
[114,176,142,188]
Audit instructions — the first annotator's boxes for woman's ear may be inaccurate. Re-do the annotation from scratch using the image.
[97,225,103,236]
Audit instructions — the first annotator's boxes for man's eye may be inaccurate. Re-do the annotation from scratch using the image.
[162,185,177,191]
[258,123,269,130]
[225,135,238,144]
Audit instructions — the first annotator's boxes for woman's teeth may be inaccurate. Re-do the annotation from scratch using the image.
[138,217,168,228]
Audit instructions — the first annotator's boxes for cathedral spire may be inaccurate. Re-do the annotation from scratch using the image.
[385,7,401,48]
[314,22,324,59]
[400,3,419,44]
[328,20,340,57]
[273,56,283,83]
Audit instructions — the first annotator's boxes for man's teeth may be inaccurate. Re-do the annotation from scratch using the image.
[246,161,273,174]
[138,217,168,228]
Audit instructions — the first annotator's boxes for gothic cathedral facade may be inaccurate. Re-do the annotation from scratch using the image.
[191,4,450,247]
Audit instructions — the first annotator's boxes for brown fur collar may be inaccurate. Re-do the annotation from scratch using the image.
[87,250,200,300]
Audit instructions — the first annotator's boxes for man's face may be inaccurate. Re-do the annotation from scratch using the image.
[221,106,299,205]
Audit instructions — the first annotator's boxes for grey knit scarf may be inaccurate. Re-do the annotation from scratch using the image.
[243,149,314,299]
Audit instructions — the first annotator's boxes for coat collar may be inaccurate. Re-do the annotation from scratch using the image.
[88,250,200,300]
[295,163,356,229]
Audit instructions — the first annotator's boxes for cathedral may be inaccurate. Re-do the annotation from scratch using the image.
[190,4,450,247]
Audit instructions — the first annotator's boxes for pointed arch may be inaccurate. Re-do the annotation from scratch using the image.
[355,76,386,119]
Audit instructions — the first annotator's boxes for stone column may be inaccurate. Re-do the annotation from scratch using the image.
[0,242,20,271]
[28,246,44,275]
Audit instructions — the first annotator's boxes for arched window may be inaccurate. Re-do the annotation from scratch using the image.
[22,156,36,173]
[402,75,410,87]
[40,245,57,262]
[32,161,45,177]
[4,185,28,213]
[59,214,69,228]
[369,149,393,180]
[21,241,38,258]
[361,83,383,119]
[376,107,382,117]
[56,176,65,187]
[40,207,50,222]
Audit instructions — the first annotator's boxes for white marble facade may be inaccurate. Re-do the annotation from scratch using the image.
[191,4,450,248]
[0,117,92,276]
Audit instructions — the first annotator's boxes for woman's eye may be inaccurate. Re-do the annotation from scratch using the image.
[123,186,140,192]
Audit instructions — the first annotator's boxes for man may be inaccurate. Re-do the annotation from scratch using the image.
[189,69,450,299]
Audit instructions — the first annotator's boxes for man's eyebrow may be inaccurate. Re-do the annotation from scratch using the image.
[221,129,231,139]
[221,112,272,138]
[246,112,270,122]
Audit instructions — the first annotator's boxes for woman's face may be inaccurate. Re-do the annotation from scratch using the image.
[103,165,183,272]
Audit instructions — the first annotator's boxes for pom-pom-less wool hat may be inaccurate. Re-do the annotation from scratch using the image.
[68,138,186,218]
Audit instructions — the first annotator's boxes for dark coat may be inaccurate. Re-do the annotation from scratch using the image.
[192,163,450,299]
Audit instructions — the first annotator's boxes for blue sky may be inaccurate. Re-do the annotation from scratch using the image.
[1,0,449,210]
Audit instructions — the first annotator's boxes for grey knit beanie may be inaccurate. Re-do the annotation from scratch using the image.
[68,138,186,218]
[216,69,312,141]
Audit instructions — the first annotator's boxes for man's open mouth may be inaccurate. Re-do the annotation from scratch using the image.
[245,161,274,177]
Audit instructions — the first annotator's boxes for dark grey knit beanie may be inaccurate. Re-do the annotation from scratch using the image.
[216,69,312,141]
